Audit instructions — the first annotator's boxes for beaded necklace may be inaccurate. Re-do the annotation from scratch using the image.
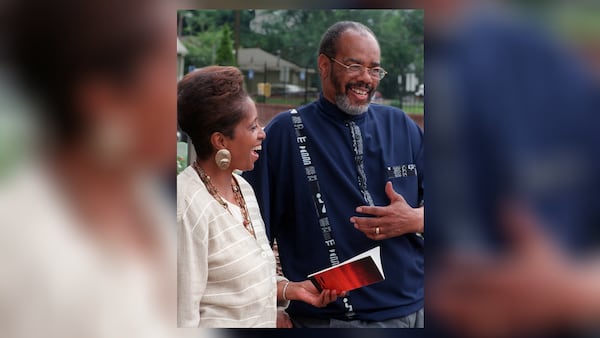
[192,161,255,239]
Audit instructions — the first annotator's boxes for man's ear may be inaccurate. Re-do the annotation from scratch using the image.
[318,54,330,80]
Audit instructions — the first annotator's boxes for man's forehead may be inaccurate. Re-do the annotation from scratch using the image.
[339,29,378,42]
[336,30,381,60]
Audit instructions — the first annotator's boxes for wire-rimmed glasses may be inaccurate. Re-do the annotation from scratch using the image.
[329,56,388,80]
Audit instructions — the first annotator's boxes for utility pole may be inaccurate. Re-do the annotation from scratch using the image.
[177,12,183,37]
[304,64,309,104]
[398,73,404,109]
[234,10,240,65]
[263,61,267,103]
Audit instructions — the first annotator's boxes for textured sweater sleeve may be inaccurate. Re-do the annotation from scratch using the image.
[177,190,208,327]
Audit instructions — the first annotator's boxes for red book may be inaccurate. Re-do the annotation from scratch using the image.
[307,246,385,293]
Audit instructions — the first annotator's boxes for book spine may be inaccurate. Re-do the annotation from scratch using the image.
[309,276,323,292]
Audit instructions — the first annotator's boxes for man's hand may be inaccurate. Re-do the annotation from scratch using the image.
[350,181,424,240]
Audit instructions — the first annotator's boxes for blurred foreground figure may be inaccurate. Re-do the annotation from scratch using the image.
[0,1,179,337]
[426,2,600,338]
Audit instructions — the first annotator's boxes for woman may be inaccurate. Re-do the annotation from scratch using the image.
[0,0,176,337]
[177,66,341,328]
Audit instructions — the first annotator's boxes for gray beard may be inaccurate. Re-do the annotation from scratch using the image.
[335,93,370,116]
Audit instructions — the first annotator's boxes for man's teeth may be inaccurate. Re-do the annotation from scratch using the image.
[350,87,368,95]
[252,145,262,151]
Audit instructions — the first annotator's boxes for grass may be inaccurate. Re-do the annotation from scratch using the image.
[400,105,424,115]
[387,99,424,115]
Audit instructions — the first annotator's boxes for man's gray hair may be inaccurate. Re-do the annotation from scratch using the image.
[318,21,377,58]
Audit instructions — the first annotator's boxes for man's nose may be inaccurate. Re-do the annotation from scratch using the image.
[356,67,373,85]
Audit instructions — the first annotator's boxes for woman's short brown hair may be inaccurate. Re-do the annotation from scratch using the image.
[177,66,250,160]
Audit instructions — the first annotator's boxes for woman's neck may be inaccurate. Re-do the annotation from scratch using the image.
[195,158,235,201]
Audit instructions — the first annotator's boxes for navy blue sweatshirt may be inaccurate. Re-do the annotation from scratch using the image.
[244,94,424,321]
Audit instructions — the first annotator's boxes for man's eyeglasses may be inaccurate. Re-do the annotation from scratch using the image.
[329,56,388,80]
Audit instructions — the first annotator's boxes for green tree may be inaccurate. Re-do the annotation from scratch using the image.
[240,9,423,98]
[215,24,235,66]
[180,10,423,98]
[181,31,220,71]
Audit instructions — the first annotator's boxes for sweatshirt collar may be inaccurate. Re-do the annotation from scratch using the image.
[316,93,367,122]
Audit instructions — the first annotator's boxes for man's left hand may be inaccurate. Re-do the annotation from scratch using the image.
[350,182,424,240]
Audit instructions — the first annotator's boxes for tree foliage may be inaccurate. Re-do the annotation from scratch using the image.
[181,31,220,71]
[178,9,423,99]
[215,24,235,66]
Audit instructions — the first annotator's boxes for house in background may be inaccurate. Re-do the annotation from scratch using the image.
[177,37,188,81]
[237,48,316,96]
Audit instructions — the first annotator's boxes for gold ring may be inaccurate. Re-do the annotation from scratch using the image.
[375,227,380,235]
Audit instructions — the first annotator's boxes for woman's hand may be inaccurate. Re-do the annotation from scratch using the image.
[276,309,293,328]
[287,280,346,308]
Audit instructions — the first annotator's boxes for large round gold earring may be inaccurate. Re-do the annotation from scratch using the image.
[215,149,231,170]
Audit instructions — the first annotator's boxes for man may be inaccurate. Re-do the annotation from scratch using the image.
[244,21,424,328]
